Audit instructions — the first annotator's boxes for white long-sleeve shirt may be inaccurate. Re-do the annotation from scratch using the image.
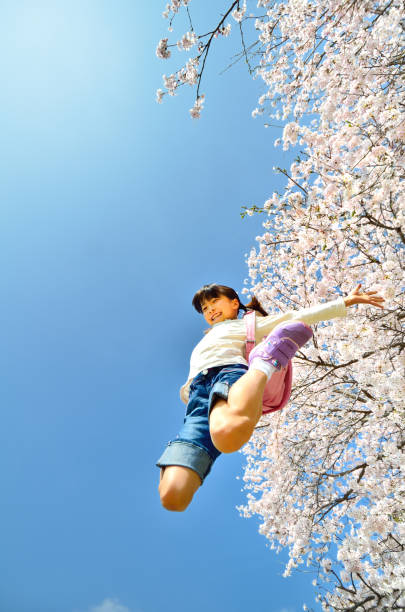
[180,297,347,404]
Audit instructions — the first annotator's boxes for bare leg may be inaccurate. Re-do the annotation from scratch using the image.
[209,369,267,454]
[158,466,201,512]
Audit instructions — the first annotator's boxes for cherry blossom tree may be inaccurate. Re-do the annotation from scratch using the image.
[156,2,404,609]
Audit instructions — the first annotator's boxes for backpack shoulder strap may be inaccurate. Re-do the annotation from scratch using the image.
[244,311,256,359]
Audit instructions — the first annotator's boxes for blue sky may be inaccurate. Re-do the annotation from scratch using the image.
[0,2,321,611]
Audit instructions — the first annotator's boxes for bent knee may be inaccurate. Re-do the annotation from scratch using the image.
[210,416,254,454]
[158,465,201,512]
[159,483,192,512]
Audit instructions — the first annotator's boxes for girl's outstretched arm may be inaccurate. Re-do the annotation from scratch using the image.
[255,285,386,340]
[343,284,385,309]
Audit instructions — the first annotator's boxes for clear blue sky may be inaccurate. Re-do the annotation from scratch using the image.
[0,3,321,611]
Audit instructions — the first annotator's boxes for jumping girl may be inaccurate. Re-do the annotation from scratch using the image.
[157,283,385,512]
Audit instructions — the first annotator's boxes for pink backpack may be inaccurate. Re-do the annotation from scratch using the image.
[244,310,293,414]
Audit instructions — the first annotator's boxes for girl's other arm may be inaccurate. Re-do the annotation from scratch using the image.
[256,284,385,338]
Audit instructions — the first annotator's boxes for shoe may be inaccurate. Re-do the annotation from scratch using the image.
[248,320,313,369]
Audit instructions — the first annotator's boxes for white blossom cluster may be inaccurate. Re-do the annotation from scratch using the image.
[162,0,192,20]
[239,1,405,609]
[220,24,232,37]
[158,55,200,100]
[156,38,171,60]
[189,94,205,119]
[232,1,247,23]
[155,0,404,608]
[177,31,198,51]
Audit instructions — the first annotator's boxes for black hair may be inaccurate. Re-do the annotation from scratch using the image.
[192,283,268,317]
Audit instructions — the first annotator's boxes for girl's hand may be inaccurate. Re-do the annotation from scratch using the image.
[344,284,385,309]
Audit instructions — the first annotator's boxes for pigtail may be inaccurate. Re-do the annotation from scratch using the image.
[241,295,268,317]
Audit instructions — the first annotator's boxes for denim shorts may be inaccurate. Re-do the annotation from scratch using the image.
[156,364,248,484]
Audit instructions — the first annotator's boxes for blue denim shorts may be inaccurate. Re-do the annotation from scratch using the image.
[156,364,248,484]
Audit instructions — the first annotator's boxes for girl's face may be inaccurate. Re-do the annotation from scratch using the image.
[201,295,240,326]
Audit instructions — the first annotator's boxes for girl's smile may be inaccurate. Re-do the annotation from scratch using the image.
[201,295,240,326]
